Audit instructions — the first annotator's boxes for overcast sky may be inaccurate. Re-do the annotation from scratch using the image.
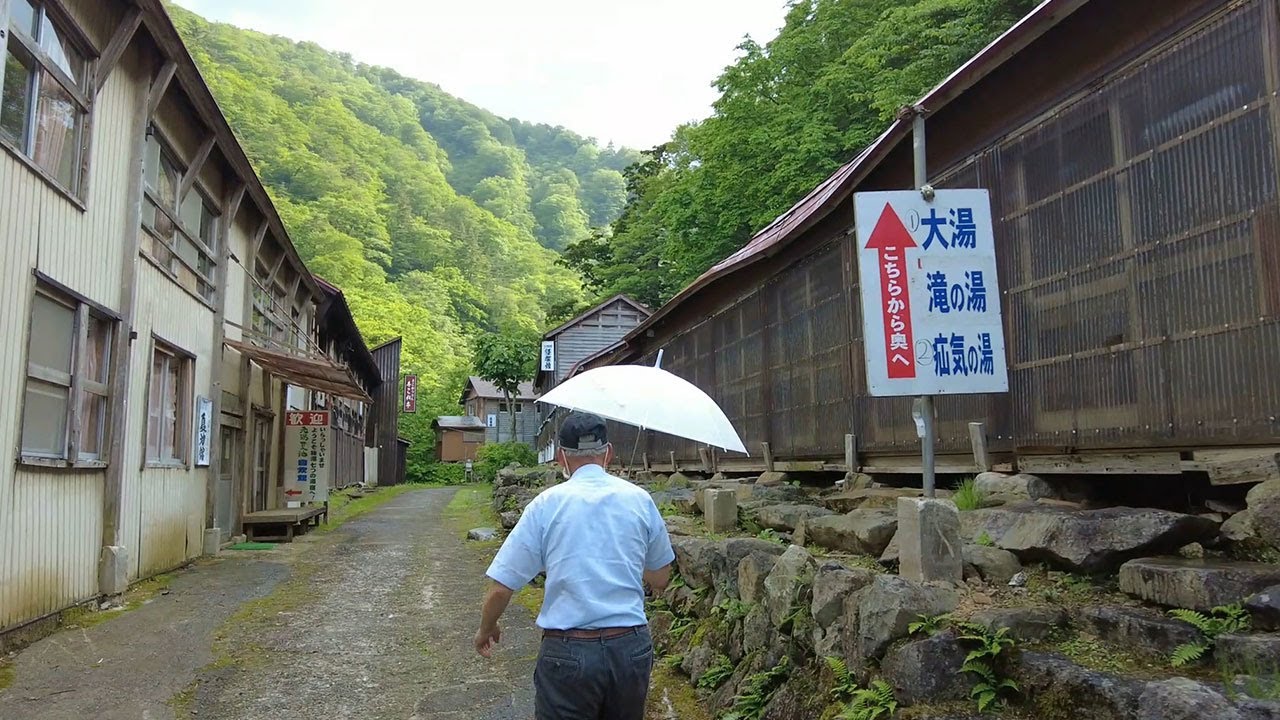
[171,0,790,149]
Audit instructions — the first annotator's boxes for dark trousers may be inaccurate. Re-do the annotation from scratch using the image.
[534,627,653,720]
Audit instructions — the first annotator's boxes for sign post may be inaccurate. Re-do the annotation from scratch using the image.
[284,411,331,504]
[854,110,1008,497]
[402,374,418,414]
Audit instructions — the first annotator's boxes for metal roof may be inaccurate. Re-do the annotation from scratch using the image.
[541,294,652,340]
[433,416,487,430]
[462,377,538,401]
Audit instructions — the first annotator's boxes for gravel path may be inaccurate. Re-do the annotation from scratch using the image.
[0,487,540,720]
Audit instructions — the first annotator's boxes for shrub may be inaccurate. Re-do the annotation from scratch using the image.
[952,477,985,511]
[475,442,538,483]
[416,463,466,485]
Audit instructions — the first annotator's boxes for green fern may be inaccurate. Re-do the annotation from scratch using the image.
[698,654,735,690]
[712,598,752,624]
[1168,604,1251,667]
[825,656,859,701]
[1170,641,1210,668]
[908,613,951,637]
[723,657,791,720]
[957,624,1020,712]
[842,679,897,720]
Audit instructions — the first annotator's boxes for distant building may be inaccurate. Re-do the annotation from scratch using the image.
[533,295,651,461]
[432,416,487,462]
[460,377,538,446]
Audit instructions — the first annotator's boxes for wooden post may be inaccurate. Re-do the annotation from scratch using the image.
[762,441,774,473]
[968,422,991,472]
[699,447,712,473]
[845,433,857,472]
[642,452,650,471]
[669,451,676,473]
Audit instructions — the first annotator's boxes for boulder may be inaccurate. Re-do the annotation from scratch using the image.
[499,511,520,530]
[681,644,718,687]
[743,605,772,655]
[1246,586,1280,631]
[968,607,1067,642]
[495,465,556,488]
[667,472,693,488]
[810,563,877,628]
[800,509,898,557]
[763,545,816,627]
[1018,652,1145,720]
[842,472,874,491]
[492,484,541,514]
[755,503,835,532]
[857,575,960,662]
[1179,542,1207,559]
[760,675,827,720]
[1250,481,1280,551]
[672,536,788,599]
[738,552,780,605]
[1119,558,1280,610]
[879,530,900,565]
[1072,606,1200,656]
[1137,677,1243,720]
[881,631,972,705]
[651,488,698,514]
[664,515,701,536]
[752,484,811,504]
[1216,634,1280,673]
[756,471,790,487]
[961,503,1218,573]
[467,528,498,542]
[962,545,1023,585]
[1223,510,1260,543]
[974,472,1057,504]
[823,487,924,513]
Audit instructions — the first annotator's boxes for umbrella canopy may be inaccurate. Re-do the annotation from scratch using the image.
[538,365,748,454]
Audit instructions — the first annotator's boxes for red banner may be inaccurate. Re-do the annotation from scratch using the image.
[865,203,918,379]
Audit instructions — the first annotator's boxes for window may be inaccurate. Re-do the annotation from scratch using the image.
[1,0,89,194]
[498,401,524,414]
[147,342,191,465]
[141,134,220,303]
[21,287,113,462]
[250,261,289,345]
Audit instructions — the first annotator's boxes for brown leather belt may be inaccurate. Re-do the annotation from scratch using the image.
[542,625,643,640]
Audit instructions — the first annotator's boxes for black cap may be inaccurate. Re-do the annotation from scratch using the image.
[558,412,608,450]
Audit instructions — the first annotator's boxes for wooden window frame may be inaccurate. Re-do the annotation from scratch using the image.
[145,337,194,468]
[0,0,96,202]
[140,129,221,305]
[18,280,114,468]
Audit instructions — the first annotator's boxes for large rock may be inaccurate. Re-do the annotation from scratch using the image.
[823,487,924,513]
[499,511,520,530]
[962,545,1023,585]
[1137,678,1243,720]
[1072,606,1200,656]
[664,515,701,536]
[681,644,718,687]
[763,545,816,627]
[1223,510,1260,543]
[743,605,772,655]
[705,488,739,533]
[492,484,542,514]
[751,484,811,504]
[811,563,876,628]
[800,509,898,557]
[1248,480,1280,549]
[974,472,1057,504]
[1247,586,1280,631]
[738,552,780,605]
[881,631,972,705]
[1119,558,1280,610]
[1216,634,1280,673]
[857,575,960,662]
[969,607,1067,642]
[756,471,790,487]
[467,528,498,542]
[651,488,698,514]
[1018,652,1145,720]
[898,497,963,584]
[672,536,787,596]
[961,503,1218,573]
[755,503,834,532]
[495,465,556,488]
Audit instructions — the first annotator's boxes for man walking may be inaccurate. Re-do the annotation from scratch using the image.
[474,412,675,719]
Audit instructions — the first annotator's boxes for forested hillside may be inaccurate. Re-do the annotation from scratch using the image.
[170,6,637,476]
[561,0,1038,308]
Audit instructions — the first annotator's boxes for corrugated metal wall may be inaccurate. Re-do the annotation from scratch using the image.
[371,339,403,484]
[629,0,1280,465]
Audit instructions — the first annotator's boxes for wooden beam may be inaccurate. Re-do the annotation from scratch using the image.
[1196,449,1280,486]
[969,422,991,472]
[178,134,217,202]
[761,441,774,472]
[844,434,857,473]
[146,60,177,118]
[264,252,288,289]
[669,451,676,473]
[250,220,269,260]
[94,6,143,95]
[1017,452,1182,475]
[223,183,247,229]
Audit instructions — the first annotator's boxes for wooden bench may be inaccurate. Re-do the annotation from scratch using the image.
[242,505,328,542]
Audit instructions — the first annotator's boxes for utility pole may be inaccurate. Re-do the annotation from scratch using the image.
[912,108,937,499]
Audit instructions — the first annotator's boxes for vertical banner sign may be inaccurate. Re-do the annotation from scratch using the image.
[284,411,331,503]
[540,341,555,372]
[402,374,418,413]
[194,396,213,466]
[486,414,497,429]
[854,189,1009,397]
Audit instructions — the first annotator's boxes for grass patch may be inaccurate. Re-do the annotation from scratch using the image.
[952,477,984,511]
[61,573,175,631]
[322,484,420,531]
[1053,633,1161,676]
[647,663,713,720]
[444,484,500,532]
[516,586,544,618]
[0,659,14,691]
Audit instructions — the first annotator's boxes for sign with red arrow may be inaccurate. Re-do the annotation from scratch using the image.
[854,190,1008,397]
[283,411,331,504]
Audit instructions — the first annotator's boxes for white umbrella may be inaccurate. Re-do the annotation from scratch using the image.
[538,361,748,454]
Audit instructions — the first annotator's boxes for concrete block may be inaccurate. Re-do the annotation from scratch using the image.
[98,545,130,596]
[705,488,738,533]
[897,497,962,584]
[203,528,222,556]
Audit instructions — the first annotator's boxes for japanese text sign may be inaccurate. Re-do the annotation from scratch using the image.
[284,411,331,503]
[854,189,1008,397]
[194,396,212,467]
[540,341,555,372]
[403,375,418,414]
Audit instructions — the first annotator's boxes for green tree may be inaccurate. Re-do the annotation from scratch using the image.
[473,332,538,441]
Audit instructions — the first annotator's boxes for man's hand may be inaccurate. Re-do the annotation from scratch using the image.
[474,623,501,658]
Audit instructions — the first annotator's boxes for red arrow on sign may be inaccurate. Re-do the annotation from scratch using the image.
[284,489,303,497]
[865,203,918,379]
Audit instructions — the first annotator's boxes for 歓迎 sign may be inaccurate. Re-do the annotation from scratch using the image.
[403,374,418,413]
[540,341,555,372]
[194,396,213,466]
[284,411,331,503]
[854,189,1008,397]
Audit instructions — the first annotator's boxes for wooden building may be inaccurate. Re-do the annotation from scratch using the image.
[533,295,650,461]
[591,0,1280,484]
[461,377,538,447]
[433,416,486,463]
[369,338,406,485]
[312,277,381,491]
[0,0,374,639]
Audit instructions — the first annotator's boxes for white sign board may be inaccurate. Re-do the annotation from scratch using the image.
[284,411,331,503]
[540,341,555,372]
[194,396,213,466]
[486,413,497,428]
[854,189,1008,397]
